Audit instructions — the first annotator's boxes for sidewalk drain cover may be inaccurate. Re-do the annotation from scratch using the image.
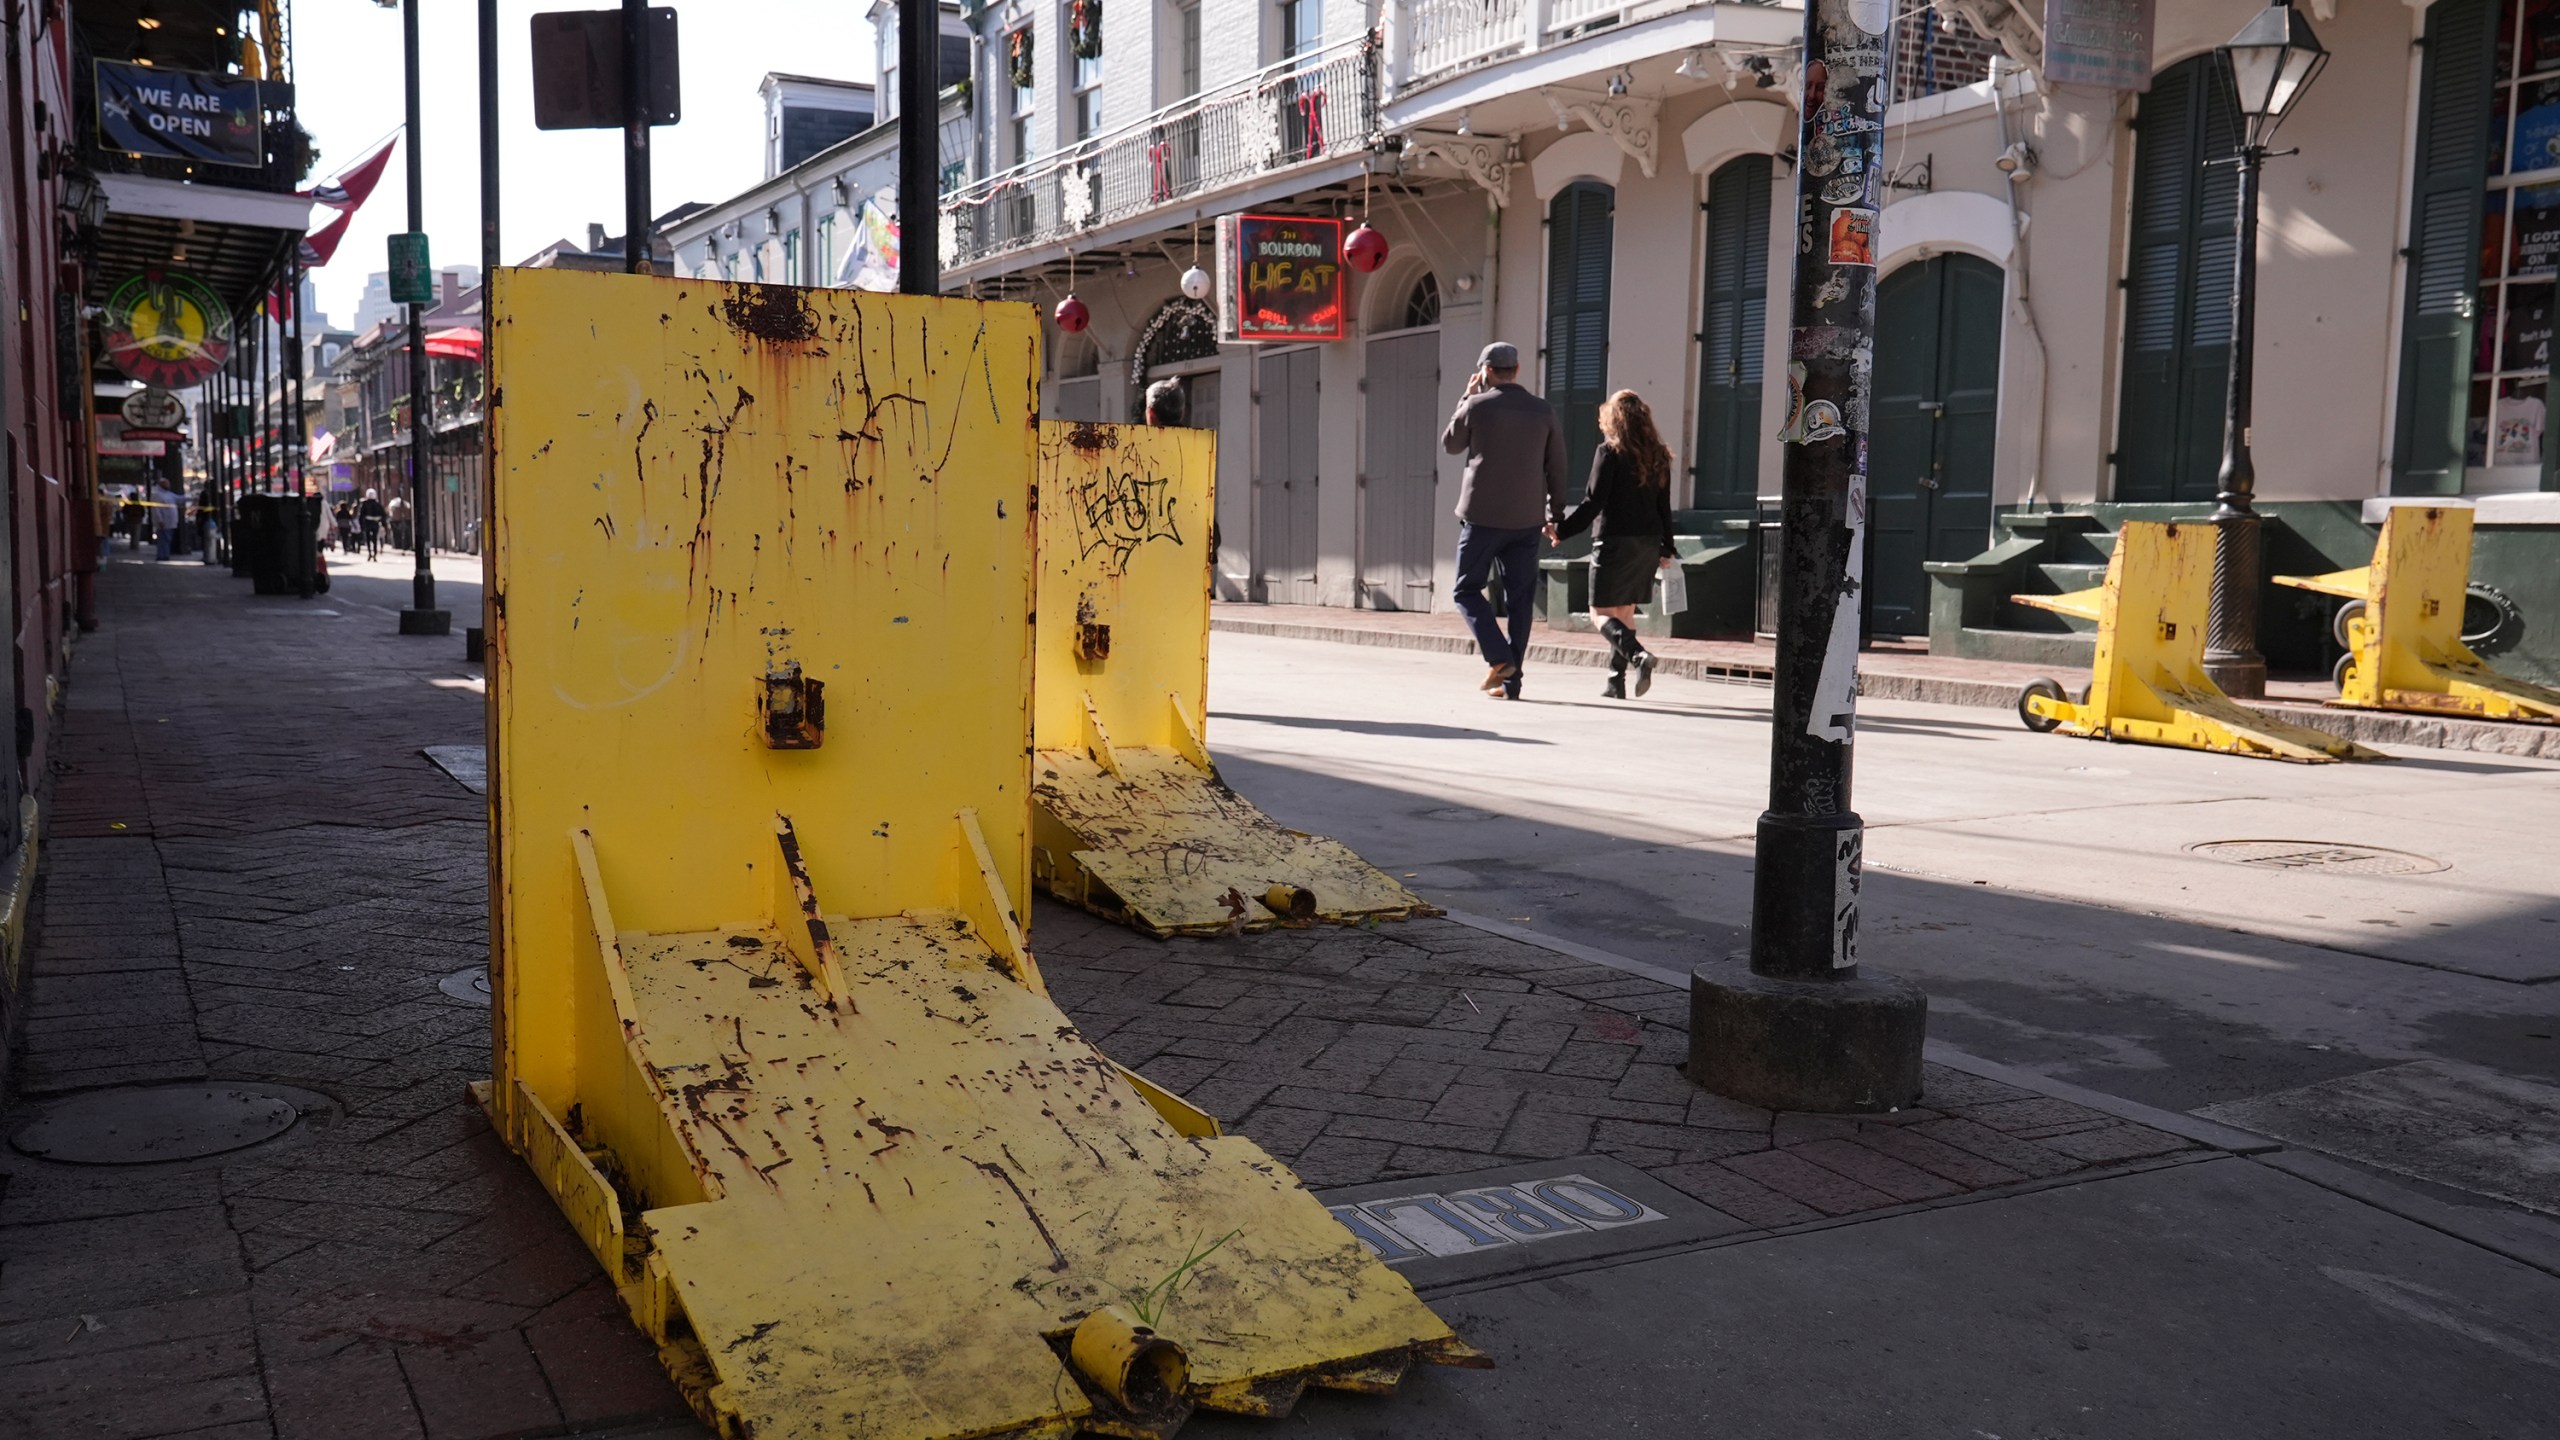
[440,965,492,1005]
[10,1086,300,1165]
[2188,840,2447,876]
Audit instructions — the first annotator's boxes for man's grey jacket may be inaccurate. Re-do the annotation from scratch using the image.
[1442,383,1567,531]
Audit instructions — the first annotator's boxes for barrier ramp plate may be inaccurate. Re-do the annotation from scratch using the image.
[484,270,1472,1440]
[2011,521,2383,763]
[1031,422,1432,936]
[2276,506,2560,724]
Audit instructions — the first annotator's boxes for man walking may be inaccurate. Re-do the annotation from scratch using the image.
[1442,342,1565,700]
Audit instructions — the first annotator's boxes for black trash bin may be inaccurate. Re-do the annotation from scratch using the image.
[238,496,320,598]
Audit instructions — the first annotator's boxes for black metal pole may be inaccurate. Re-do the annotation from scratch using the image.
[896,0,938,294]
[622,0,650,273]
[1688,0,1924,1114]
[481,0,499,283]
[2204,146,2266,698]
[399,0,448,632]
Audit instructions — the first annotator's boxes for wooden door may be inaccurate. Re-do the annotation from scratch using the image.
[1254,348,1320,603]
[1360,330,1440,610]
[1867,253,2003,636]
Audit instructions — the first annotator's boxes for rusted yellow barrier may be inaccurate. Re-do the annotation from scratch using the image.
[481,269,1474,1440]
[1032,420,1432,936]
[2276,505,2559,723]
[2012,521,2381,762]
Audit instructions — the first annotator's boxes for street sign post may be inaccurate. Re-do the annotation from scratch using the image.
[388,233,433,306]
[528,6,680,274]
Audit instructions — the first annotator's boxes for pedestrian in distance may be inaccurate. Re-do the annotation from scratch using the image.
[1442,341,1565,701]
[1556,389,1678,700]
[357,489,386,561]
[1143,377,1187,427]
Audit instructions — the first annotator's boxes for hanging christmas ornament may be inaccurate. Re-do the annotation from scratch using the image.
[1343,223,1388,274]
[1180,265,1212,300]
[1055,294,1090,332]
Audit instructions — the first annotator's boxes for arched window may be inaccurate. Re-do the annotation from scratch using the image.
[1546,180,1615,500]
[1402,272,1441,330]
[1696,154,1771,506]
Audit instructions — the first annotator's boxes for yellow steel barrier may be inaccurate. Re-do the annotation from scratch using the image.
[2011,520,2383,763]
[2275,505,2560,724]
[1031,420,1432,936]
[482,269,1475,1440]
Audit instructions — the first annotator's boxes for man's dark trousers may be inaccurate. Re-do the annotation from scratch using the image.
[1453,522,1540,677]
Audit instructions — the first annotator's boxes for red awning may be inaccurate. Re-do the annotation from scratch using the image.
[424,327,484,361]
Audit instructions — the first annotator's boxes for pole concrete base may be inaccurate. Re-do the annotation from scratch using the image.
[1688,957,1927,1114]
[400,609,453,636]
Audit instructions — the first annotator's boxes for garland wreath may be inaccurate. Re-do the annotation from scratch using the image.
[1007,25,1036,89]
[1068,0,1103,59]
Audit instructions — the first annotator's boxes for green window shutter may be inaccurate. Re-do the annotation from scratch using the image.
[2393,0,2497,496]
[2114,57,2241,503]
[1696,155,1772,507]
[1545,181,1615,503]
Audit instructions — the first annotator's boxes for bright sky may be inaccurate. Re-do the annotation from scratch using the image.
[293,0,876,328]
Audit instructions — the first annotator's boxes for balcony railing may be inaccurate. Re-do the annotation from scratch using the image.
[942,33,1377,270]
[1394,0,1697,94]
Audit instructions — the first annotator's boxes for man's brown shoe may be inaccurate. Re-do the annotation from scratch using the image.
[1479,662,1517,693]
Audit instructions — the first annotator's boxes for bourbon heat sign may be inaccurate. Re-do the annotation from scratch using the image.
[1216,214,1344,343]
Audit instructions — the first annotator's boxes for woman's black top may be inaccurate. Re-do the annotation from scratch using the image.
[1556,444,1677,558]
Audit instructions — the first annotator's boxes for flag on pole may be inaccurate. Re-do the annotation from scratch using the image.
[305,134,397,210]
[298,209,353,267]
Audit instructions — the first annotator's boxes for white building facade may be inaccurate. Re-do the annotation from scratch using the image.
[681,0,2560,680]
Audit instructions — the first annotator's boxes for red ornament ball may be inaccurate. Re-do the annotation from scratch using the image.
[1054,294,1091,333]
[1343,223,1389,274]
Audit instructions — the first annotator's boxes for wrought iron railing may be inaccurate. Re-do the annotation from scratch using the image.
[942,33,1377,269]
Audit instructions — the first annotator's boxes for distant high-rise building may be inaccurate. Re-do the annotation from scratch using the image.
[353,265,480,335]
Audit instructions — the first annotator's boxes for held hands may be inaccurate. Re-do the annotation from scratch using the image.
[1544,524,1559,547]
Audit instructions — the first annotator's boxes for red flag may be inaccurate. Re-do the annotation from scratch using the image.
[305,134,397,210]
[298,209,352,268]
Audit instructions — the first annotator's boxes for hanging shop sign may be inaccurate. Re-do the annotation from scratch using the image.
[120,387,188,443]
[2041,0,2155,92]
[1215,213,1344,343]
[94,61,263,168]
[95,415,168,458]
[101,269,234,389]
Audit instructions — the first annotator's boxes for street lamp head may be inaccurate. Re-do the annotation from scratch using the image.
[2218,1,2329,150]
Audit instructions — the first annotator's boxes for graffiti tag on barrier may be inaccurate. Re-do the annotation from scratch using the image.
[1067,464,1186,575]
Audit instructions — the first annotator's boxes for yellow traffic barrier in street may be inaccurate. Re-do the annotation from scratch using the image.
[1031,420,1432,936]
[2010,520,2382,762]
[2274,505,2560,724]
[481,269,1476,1440]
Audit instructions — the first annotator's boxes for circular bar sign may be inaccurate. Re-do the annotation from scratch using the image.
[102,270,233,389]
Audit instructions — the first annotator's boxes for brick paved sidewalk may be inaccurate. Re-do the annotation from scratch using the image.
[1033,907,2196,1225]
[0,557,2199,1440]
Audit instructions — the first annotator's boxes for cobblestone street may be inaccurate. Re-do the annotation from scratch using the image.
[0,557,2211,1439]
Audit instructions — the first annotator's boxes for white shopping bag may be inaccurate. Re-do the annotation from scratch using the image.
[1656,563,1688,618]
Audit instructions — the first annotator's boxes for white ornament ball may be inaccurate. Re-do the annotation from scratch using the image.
[1180,266,1212,301]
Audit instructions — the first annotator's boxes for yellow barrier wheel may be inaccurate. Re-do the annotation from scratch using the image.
[2333,652,2357,691]
[2332,599,2366,650]
[2017,678,2066,733]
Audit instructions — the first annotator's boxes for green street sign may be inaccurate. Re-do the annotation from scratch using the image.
[388,232,434,306]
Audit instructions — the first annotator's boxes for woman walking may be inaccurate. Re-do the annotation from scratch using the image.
[1556,390,1677,699]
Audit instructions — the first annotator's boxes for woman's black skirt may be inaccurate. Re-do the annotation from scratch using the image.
[1591,537,1662,609]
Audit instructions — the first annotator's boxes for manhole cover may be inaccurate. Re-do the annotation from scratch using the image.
[2187,840,2448,876]
[10,1086,300,1165]
[439,965,492,1004]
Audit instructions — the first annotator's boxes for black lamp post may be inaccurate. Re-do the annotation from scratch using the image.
[2204,1,2328,698]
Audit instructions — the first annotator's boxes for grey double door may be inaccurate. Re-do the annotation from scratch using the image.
[1360,329,1440,610]
[1867,253,2001,636]
[1255,348,1321,604]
